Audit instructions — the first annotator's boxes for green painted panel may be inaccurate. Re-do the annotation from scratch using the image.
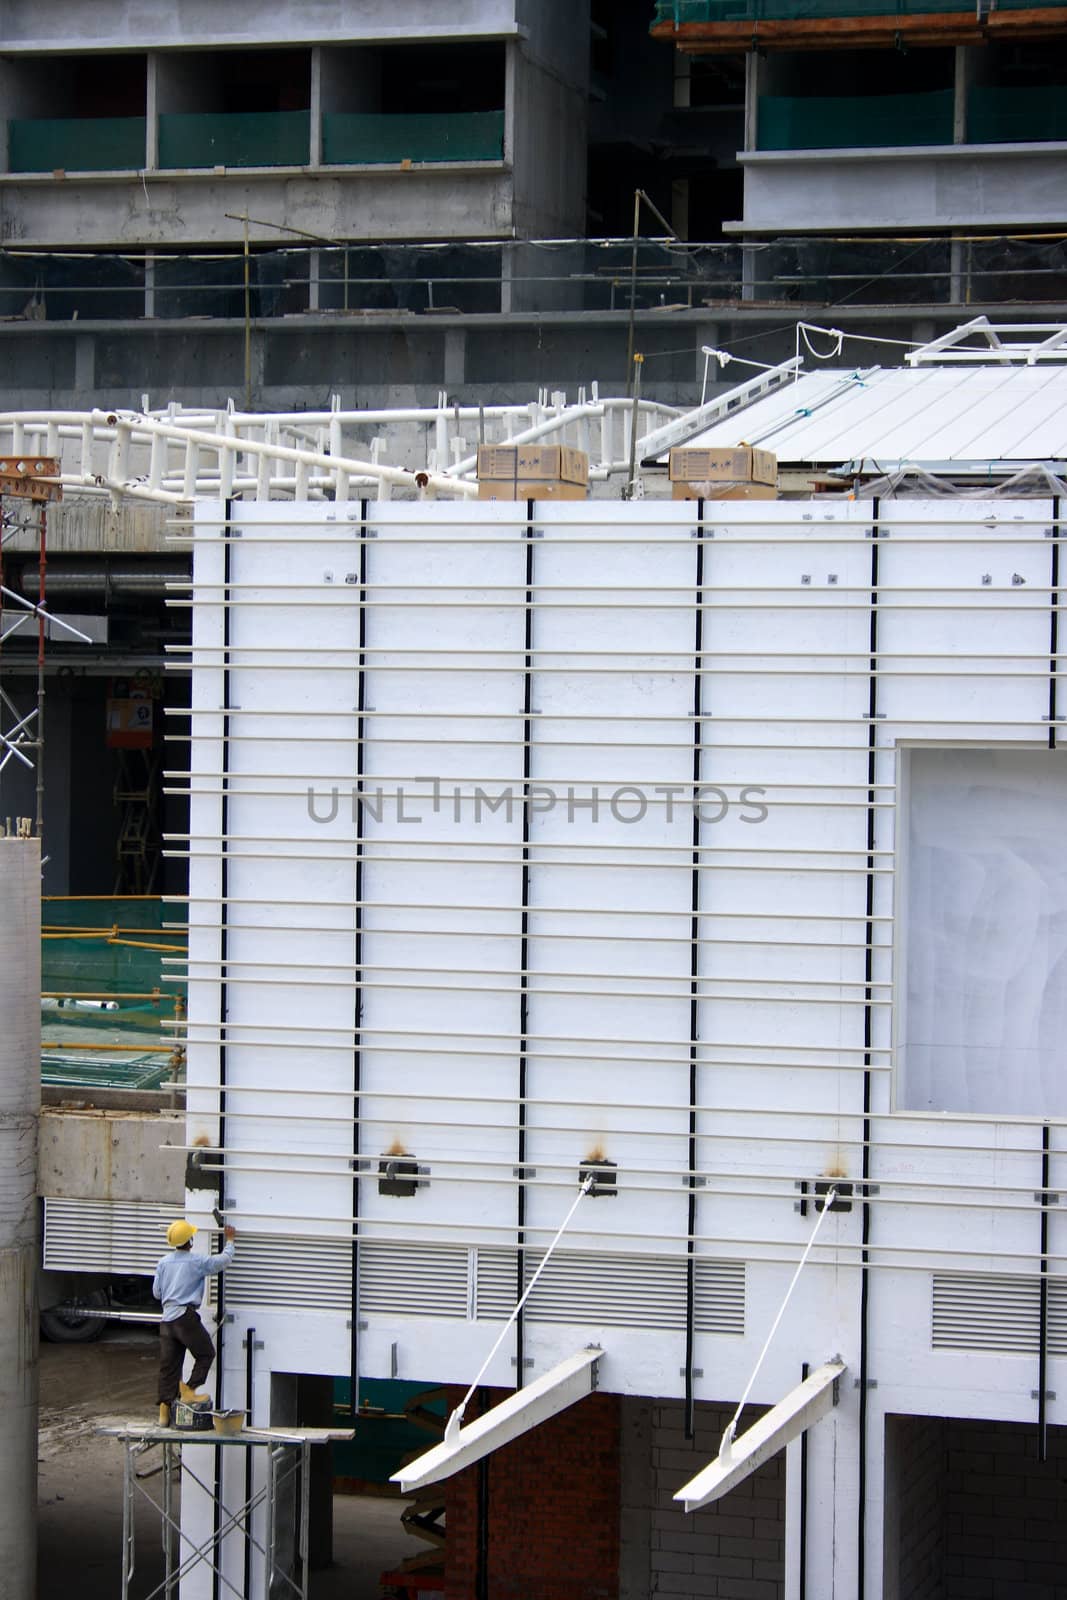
[332,1378,447,1485]
[322,110,504,165]
[968,85,1067,143]
[158,110,310,170]
[8,117,146,173]
[654,0,1064,15]
[757,90,953,149]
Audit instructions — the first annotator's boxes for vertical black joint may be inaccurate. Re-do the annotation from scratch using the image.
[351,499,369,1397]
[516,509,534,1385]
[1050,499,1059,750]
[243,1325,255,1598]
[684,508,704,1441]
[213,496,235,1600]
[476,1388,491,1600]
[1039,1124,1051,1461]
[799,1360,809,1600]
[857,500,879,1600]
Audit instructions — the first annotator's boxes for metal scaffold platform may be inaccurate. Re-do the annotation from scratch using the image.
[97,1423,354,1600]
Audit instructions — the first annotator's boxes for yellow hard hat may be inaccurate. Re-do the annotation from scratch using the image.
[166,1219,197,1248]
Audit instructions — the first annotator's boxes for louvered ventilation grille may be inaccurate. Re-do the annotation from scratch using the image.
[358,1243,745,1332]
[225,1235,352,1312]
[359,1242,470,1319]
[694,1258,747,1334]
[932,1272,1067,1354]
[43,1197,174,1275]
[476,1248,517,1321]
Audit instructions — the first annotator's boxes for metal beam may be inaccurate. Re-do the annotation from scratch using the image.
[390,1347,602,1493]
[638,358,801,464]
[673,1359,845,1512]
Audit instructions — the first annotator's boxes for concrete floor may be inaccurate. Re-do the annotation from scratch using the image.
[37,1325,429,1599]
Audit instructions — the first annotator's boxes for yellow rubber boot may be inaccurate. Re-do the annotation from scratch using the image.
[158,1403,171,1427]
[179,1382,209,1404]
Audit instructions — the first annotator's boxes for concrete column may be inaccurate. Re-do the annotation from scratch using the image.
[309,48,324,167]
[744,52,764,154]
[696,322,720,393]
[0,836,41,1600]
[146,53,160,169]
[74,334,95,393]
[444,328,466,392]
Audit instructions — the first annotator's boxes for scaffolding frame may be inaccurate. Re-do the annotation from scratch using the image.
[99,1424,351,1600]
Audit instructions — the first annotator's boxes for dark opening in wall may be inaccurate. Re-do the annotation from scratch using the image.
[377,42,506,116]
[12,55,148,119]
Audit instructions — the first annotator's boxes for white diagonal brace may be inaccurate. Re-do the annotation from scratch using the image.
[674,1359,845,1512]
[390,1346,602,1493]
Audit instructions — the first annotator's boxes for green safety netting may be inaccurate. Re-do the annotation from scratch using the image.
[968,85,1067,144]
[322,110,504,165]
[40,898,186,1087]
[653,0,1063,19]
[158,111,310,169]
[7,116,147,173]
[758,89,953,150]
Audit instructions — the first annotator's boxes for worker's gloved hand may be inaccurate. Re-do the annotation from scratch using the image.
[224,1225,236,1241]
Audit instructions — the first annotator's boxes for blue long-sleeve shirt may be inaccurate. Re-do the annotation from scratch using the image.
[152,1240,235,1322]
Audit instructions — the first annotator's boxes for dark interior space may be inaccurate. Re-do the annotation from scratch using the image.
[16,55,148,118]
[588,1,743,237]
[377,42,506,115]
[887,1413,1067,1600]
[211,49,311,113]
[766,43,953,97]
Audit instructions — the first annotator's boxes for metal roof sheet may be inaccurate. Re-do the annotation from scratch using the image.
[678,364,1067,468]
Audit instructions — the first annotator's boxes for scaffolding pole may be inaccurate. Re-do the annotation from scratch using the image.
[99,1424,352,1600]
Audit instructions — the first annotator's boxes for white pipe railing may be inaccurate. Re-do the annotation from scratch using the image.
[0,392,681,506]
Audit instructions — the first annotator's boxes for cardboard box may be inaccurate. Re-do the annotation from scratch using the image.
[668,445,777,488]
[476,441,588,489]
[671,480,779,502]
[478,479,589,502]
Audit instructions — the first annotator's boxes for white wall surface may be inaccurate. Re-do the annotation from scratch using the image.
[183,493,1067,1593]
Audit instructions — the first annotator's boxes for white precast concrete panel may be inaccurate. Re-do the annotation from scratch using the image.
[522,501,697,1259]
[182,497,1066,1447]
[355,504,528,1261]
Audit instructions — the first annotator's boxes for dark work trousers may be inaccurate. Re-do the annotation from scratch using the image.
[158,1306,216,1403]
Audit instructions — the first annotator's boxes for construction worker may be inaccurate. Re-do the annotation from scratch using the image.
[153,1218,236,1427]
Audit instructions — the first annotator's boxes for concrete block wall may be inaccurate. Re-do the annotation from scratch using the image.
[444,1388,621,1599]
[621,1397,785,1600]
[888,1413,947,1600]
[943,1418,1067,1600]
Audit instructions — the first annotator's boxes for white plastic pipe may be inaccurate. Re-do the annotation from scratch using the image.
[0,838,41,1600]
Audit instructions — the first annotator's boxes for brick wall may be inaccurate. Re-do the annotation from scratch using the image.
[621,1397,785,1600]
[443,1387,621,1600]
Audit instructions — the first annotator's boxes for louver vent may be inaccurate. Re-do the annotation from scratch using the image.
[932,1272,1067,1354]
[518,1251,744,1334]
[225,1234,352,1312]
[521,1250,688,1329]
[475,1248,517,1321]
[359,1241,470,1320]
[43,1197,174,1275]
[358,1242,745,1333]
[693,1258,746,1335]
